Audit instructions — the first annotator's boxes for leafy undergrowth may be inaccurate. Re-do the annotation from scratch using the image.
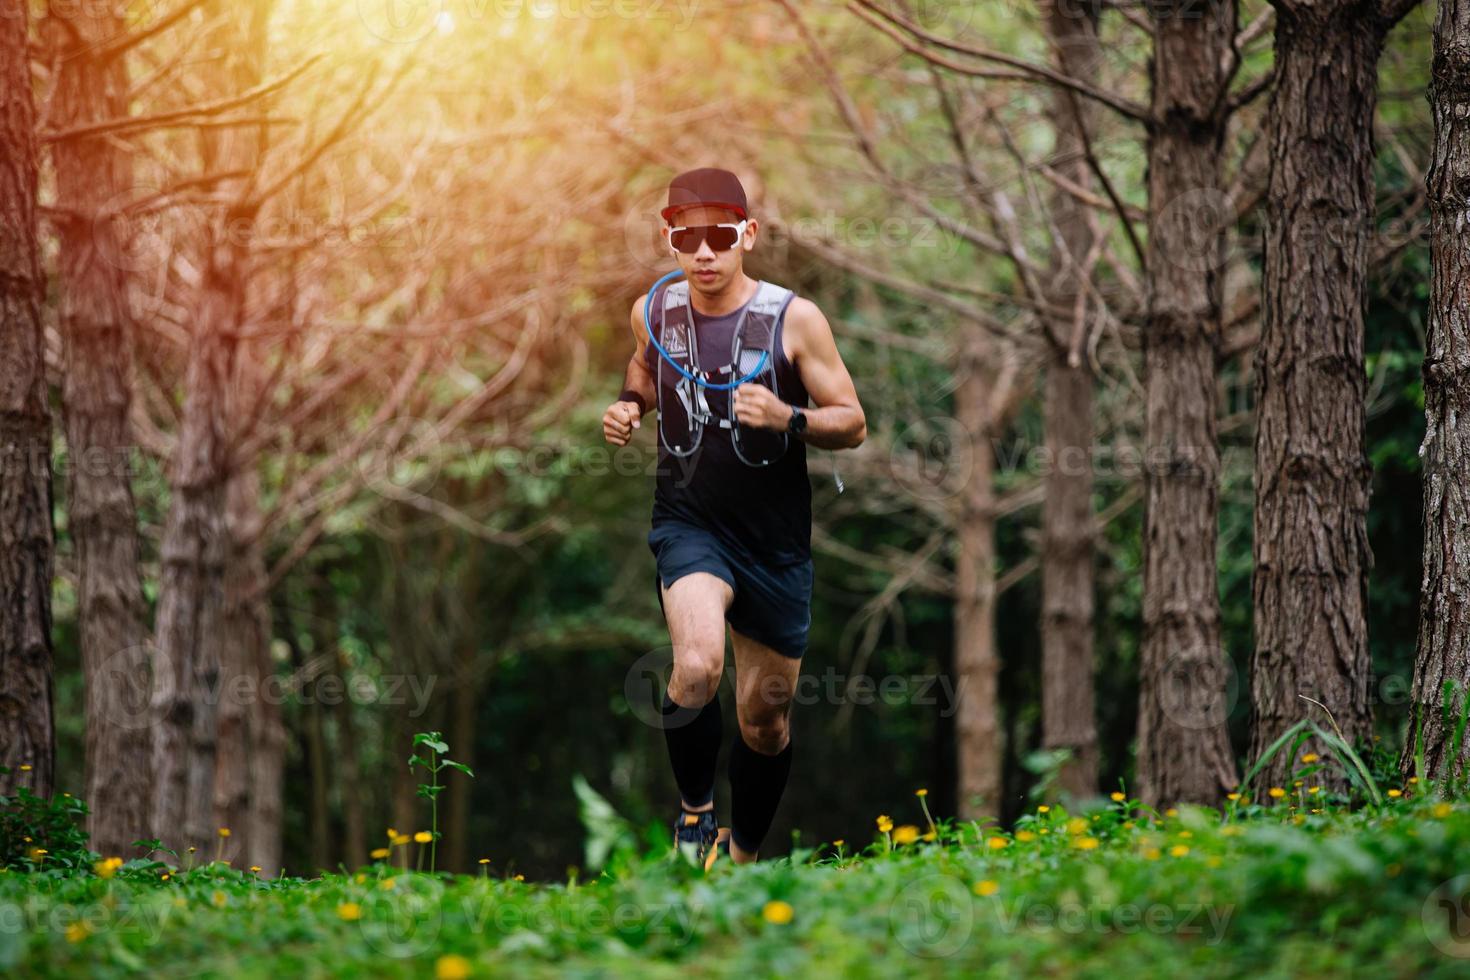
[6,789,1470,979]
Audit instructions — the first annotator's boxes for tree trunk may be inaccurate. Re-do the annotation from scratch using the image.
[0,0,56,799]
[953,335,1001,818]
[444,666,477,873]
[1135,0,1240,808]
[334,662,367,871]
[1038,0,1101,802]
[148,0,270,854]
[1250,0,1412,792]
[41,4,151,849]
[214,463,272,867]
[1401,0,1470,786]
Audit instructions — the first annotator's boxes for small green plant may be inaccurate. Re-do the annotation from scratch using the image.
[0,768,91,871]
[408,731,473,872]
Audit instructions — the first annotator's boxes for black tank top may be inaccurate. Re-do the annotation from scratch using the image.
[644,279,812,565]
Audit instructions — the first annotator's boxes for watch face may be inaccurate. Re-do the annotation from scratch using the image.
[791,408,807,433]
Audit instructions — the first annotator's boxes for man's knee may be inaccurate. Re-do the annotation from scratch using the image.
[670,646,723,704]
[737,713,789,755]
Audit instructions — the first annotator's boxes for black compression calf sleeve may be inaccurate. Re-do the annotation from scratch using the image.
[728,732,793,856]
[661,690,723,808]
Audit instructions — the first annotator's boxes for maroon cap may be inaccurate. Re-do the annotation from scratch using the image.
[661,168,749,223]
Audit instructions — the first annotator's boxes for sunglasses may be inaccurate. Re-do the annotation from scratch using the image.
[667,219,748,254]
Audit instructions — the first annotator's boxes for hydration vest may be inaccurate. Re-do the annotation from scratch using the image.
[654,279,797,467]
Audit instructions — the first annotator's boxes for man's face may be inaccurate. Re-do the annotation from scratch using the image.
[662,204,756,294]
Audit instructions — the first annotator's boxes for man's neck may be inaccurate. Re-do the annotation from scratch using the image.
[689,275,757,318]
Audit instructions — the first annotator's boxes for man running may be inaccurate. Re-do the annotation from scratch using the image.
[603,168,865,868]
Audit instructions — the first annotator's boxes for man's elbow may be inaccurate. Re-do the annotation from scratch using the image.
[847,410,867,449]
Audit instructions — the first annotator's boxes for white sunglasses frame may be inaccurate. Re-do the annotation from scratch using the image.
[666,219,749,255]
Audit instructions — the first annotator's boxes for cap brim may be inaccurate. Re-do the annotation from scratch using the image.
[660,201,747,222]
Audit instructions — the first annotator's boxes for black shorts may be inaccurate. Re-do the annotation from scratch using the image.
[648,520,813,660]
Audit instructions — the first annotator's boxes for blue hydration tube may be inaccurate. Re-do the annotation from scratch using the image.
[644,268,769,390]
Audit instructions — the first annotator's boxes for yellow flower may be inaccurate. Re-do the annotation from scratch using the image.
[1300,753,1318,763]
[386,827,397,838]
[391,833,411,846]
[1307,786,1320,796]
[1387,789,1402,798]
[974,879,999,896]
[1110,791,1126,803]
[1268,787,1286,799]
[478,857,491,865]
[436,955,473,980]
[893,825,920,845]
[1221,826,1242,837]
[1037,805,1050,814]
[1015,831,1036,843]
[218,827,231,838]
[1292,780,1303,787]
[513,874,525,882]
[337,902,362,921]
[414,831,433,844]
[1433,802,1453,819]
[65,922,89,944]
[1164,807,1178,818]
[381,878,397,890]
[916,788,928,797]
[160,873,170,881]
[354,874,366,884]
[1226,792,1241,801]
[1408,777,1419,784]
[19,764,32,772]
[922,830,936,842]
[95,857,124,879]
[1143,847,1162,860]
[371,848,390,860]
[1169,845,1189,857]
[762,900,795,925]
[831,840,844,848]
[28,848,47,861]
[1177,831,1193,839]
[211,890,227,908]
[876,816,893,833]
[987,836,1009,850]
[1072,836,1099,850]
[250,866,262,873]
[1066,817,1088,835]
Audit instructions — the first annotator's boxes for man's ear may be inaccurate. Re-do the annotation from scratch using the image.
[743,218,757,251]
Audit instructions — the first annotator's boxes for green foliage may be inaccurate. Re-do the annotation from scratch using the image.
[0,771,90,872]
[409,732,474,873]
[6,794,1470,976]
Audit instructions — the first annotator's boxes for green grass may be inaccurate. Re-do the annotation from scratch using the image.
[5,789,1470,978]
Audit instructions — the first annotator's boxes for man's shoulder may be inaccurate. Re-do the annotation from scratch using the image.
[774,294,830,355]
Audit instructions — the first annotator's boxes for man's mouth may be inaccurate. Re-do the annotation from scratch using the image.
[694,269,717,279]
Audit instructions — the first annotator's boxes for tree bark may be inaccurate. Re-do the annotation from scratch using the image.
[953,334,1002,818]
[1038,0,1102,802]
[1135,0,1240,807]
[1250,0,1414,792]
[0,0,57,799]
[1401,0,1470,786]
[44,2,154,858]
[148,0,270,854]
[214,463,273,868]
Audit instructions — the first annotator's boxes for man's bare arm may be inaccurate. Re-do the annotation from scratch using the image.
[779,298,865,450]
[603,298,657,446]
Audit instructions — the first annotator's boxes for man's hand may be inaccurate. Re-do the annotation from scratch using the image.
[603,400,642,446]
[732,383,791,431]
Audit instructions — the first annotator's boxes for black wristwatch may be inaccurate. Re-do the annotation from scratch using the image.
[787,405,808,435]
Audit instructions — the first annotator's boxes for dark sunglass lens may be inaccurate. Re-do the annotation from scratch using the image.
[706,226,739,250]
[670,227,700,253]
